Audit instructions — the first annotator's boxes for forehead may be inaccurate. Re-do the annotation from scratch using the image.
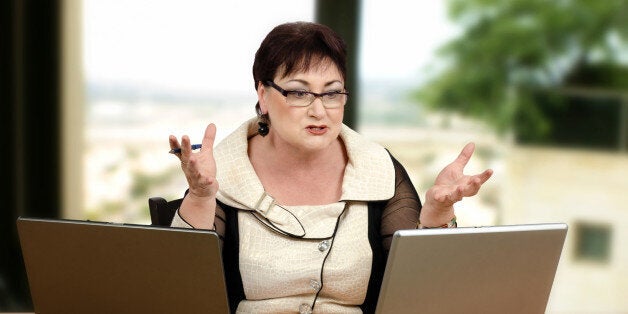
[275,57,343,81]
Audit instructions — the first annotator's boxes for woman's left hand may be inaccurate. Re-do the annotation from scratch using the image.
[420,143,493,226]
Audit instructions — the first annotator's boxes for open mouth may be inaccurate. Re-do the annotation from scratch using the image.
[307,126,326,131]
[306,125,327,134]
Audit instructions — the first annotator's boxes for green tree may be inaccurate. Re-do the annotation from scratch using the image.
[415,0,628,140]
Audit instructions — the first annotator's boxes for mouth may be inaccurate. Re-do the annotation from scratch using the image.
[307,125,327,131]
[306,125,328,134]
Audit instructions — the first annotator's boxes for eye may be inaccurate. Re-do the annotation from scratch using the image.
[323,91,342,99]
[288,90,309,99]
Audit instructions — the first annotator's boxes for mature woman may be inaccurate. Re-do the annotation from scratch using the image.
[168,21,492,314]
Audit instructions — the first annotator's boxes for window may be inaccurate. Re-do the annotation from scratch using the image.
[82,1,314,223]
[574,222,612,263]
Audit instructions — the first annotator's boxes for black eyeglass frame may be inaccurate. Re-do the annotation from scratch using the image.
[263,80,349,107]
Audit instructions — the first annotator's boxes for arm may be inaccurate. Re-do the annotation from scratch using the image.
[168,123,220,230]
[381,155,422,252]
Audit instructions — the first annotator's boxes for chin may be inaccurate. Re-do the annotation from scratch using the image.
[301,133,339,151]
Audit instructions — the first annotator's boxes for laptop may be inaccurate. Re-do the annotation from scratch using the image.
[17,217,230,314]
[376,223,568,314]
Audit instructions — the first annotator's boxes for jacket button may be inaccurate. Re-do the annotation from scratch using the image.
[310,279,321,291]
[318,240,330,252]
[299,303,312,314]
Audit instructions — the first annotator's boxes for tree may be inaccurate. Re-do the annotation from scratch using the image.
[415,0,628,141]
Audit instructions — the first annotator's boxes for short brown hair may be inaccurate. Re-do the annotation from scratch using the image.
[252,21,347,90]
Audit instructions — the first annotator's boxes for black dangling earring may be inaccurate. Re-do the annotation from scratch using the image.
[255,102,270,137]
[258,121,269,137]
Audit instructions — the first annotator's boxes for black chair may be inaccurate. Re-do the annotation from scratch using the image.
[148,197,182,226]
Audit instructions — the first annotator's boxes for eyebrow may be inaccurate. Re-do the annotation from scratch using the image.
[285,79,343,88]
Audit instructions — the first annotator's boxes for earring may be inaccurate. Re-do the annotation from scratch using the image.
[258,112,270,137]
[255,103,270,137]
[258,121,269,137]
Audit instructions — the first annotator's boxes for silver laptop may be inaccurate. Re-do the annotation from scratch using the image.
[376,223,568,314]
[17,217,230,314]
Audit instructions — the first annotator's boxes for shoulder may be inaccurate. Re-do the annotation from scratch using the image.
[213,119,264,206]
[339,125,397,201]
[214,118,257,160]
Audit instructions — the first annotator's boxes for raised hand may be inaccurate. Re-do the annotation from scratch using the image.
[168,123,219,228]
[421,143,493,225]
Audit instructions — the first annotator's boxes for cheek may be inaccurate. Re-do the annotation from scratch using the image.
[275,104,293,118]
[269,106,298,129]
[331,109,345,124]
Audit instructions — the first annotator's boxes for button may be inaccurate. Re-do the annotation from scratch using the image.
[318,240,330,252]
[299,303,312,314]
[310,279,321,291]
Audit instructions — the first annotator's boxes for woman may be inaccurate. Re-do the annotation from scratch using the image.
[168,22,492,314]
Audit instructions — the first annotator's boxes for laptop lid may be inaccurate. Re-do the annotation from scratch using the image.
[376,223,567,314]
[17,217,230,314]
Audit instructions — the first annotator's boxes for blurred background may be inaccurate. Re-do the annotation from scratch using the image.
[1,0,627,312]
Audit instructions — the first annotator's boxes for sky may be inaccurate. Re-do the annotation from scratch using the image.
[83,0,457,94]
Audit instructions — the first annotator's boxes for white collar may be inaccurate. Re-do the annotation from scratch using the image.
[213,118,395,236]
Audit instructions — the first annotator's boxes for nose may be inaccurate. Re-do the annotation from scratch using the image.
[307,96,326,118]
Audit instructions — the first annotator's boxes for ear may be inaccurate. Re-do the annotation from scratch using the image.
[257,81,268,114]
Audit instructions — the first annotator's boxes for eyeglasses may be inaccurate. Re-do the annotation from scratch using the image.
[264,81,349,108]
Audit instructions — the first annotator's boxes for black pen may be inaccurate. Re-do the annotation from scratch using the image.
[169,144,202,154]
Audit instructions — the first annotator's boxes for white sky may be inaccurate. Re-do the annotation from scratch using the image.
[84,0,456,93]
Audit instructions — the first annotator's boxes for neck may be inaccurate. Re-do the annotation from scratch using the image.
[250,132,347,176]
[271,136,343,171]
[248,131,348,205]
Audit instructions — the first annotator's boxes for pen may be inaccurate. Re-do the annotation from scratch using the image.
[169,144,202,154]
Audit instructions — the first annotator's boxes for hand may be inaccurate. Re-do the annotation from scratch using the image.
[421,143,493,224]
[169,123,219,200]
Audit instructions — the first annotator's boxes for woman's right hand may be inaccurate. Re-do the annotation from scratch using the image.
[168,123,219,229]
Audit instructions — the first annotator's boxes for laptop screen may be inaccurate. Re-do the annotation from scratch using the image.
[376,223,567,314]
[17,217,230,314]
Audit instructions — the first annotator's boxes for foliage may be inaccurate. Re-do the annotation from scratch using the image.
[415,0,628,140]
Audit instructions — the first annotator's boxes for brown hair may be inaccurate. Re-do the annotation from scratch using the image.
[252,21,347,90]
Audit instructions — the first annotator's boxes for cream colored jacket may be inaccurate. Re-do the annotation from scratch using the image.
[172,118,396,313]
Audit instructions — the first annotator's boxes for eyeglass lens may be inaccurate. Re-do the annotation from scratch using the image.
[286,92,346,108]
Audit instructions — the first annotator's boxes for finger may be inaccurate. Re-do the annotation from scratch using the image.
[460,177,483,197]
[451,185,464,202]
[435,191,451,203]
[434,186,460,204]
[180,135,192,159]
[169,135,181,152]
[453,142,475,167]
[471,169,493,185]
[475,169,493,184]
[461,171,492,197]
[168,135,180,148]
[200,123,217,154]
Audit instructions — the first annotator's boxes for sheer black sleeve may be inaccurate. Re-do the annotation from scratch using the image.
[213,203,227,239]
[381,155,422,253]
[361,154,422,313]
[180,189,227,240]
